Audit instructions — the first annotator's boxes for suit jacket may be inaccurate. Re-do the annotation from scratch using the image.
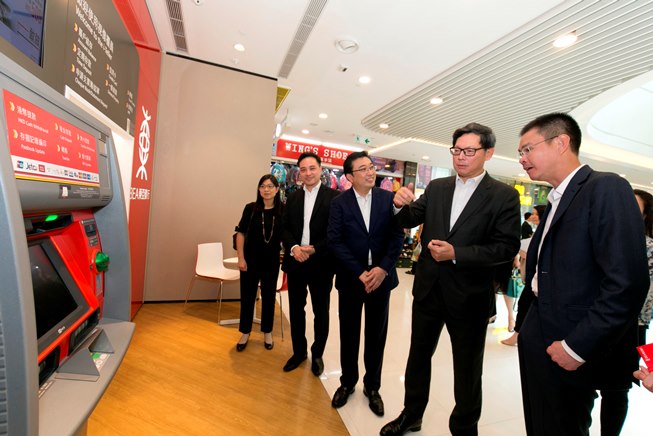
[281,184,339,274]
[396,173,521,311]
[327,187,405,292]
[521,165,649,390]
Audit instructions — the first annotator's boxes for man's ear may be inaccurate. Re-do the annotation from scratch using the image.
[557,134,571,154]
[345,173,354,184]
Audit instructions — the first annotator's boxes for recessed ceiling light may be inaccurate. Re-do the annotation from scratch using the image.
[319,113,328,119]
[301,129,310,134]
[379,123,389,129]
[234,43,245,52]
[421,155,431,161]
[335,39,359,54]
[619,173,626,177]
[518,173,526,177]
[430,97,444,105]
[552,32,578,48]
[358,76,371,84]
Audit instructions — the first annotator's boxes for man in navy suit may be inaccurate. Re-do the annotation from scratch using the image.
[381,123,521,436]
[327,151,404,416]
[281,152,339,375]
[515,113,649,435]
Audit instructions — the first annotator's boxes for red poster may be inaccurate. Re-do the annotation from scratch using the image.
[3,90,99,186]
[275,139,352,167]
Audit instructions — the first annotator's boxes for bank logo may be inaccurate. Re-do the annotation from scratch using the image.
[136,105,151,181]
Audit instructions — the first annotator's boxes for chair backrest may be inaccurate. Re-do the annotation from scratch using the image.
[195,242,226,278]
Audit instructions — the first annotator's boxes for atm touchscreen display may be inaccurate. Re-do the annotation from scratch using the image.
[28,240,90,355]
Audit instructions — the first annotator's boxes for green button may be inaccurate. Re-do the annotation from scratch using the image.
[95,252,110,272]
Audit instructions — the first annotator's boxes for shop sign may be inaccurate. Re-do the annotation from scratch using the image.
[275,138,351,166]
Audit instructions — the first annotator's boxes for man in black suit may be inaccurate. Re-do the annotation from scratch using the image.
[281,152,339,375]
[515,113,648,435]
[327,151,404,416]
[381,123,521,436]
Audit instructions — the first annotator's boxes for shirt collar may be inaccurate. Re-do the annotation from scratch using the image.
[456,170,486,185]
[353,187,372,200]
[303,183,321,195]
[549,164,584,202]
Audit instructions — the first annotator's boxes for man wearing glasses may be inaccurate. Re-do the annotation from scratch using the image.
[515,113,648,435]
[328,151,405,416]
[381,123,520,435]
[281,152,339,375]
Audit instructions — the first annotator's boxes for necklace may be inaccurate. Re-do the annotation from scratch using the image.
[261,211,275,244]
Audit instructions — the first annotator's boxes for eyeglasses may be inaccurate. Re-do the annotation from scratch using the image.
[351,164,376,174]
[449,147,484,156]
[259,184,276,190]
[518,135,559,158]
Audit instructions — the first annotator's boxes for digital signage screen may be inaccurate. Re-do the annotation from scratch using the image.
[0,0,46,66]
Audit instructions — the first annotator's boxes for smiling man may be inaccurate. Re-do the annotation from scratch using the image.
[327,151,405,417]
[381,123,520,436]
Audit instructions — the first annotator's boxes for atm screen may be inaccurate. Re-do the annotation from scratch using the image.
[28,239,90,355]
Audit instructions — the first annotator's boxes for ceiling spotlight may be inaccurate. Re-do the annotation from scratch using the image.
[553,32,578,48]
[619,173,626,178]
[301,129,310,134]
[430,97,444,105]
[421,155,431,161]
[379,123,389,129]
[319,113,328,119]
[234,43,245,52]
[358,76,371,84]
[335,39,359,54]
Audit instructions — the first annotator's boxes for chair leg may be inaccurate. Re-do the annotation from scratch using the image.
[184,275,197,306]
[278,291,284,340]
[217,280,224,323]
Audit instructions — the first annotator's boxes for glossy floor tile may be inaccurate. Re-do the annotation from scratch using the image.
[281,271,653,436]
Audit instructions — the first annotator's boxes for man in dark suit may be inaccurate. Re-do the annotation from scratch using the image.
[281,152,339,375]
[327,151,404,416]
[381,123,521,436]
[515,113,649,435]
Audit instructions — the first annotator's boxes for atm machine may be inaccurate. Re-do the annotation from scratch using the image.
[0,52,134,435]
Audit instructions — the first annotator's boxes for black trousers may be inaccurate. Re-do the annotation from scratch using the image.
[238,262,279,334]
[337,282,390,391]
[519,305,597,436]
[403,287,490,436]
[286,264,333,358]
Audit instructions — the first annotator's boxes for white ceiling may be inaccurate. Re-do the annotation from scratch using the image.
[145,0,653,190]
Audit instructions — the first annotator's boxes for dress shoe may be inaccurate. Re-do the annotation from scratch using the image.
[236,341,247,352]
[264,340,274,350]
[363,387,384,416]
[311,357,324,376]
[380,412,422,435]
[331,385,355,408]
[282,354,307,372]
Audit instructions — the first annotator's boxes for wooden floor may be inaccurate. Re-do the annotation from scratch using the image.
[88,301,348,435]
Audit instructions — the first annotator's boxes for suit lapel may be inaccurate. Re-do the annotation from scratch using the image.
[549,166,592,231]
[448,174,491,237]
[442,178,455,234]
[348,189,369,234]
[369,188,381,234]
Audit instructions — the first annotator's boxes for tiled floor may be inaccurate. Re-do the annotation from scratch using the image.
[280,271,653,436]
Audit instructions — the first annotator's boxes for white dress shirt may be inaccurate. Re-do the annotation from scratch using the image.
[354,188,373,265]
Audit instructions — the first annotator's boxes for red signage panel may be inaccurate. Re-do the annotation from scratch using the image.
[3,90,99,186]
[275,139,351,167]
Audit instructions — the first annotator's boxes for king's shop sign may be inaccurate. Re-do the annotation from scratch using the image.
[275,139,351,166]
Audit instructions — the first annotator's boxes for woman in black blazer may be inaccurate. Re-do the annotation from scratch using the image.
[234,174,283,351]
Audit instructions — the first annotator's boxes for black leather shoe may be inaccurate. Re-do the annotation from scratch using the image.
[363,387,385,416]
[236,341,247,352]
[264,341,274,350]
[331,385,355,408]
[282,354,307,372]
[311,357,324,376]
[380,412,422,435]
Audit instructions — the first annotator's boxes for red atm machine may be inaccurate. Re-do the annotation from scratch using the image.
[0,53,134,435]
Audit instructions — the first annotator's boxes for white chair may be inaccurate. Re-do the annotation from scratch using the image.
[184,242,240,325]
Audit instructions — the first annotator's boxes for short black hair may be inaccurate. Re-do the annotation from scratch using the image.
[452,122,496,149]
[520,112,582,155]
[297,152,321,167]
[524,212,532,220]
[343,151,372,175]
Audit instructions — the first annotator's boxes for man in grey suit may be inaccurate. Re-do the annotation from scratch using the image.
[381,123,521,436]
[515,113,648,435]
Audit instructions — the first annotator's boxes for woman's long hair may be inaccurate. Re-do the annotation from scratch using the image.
[254,174,282,216]
[634,189,653,238]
